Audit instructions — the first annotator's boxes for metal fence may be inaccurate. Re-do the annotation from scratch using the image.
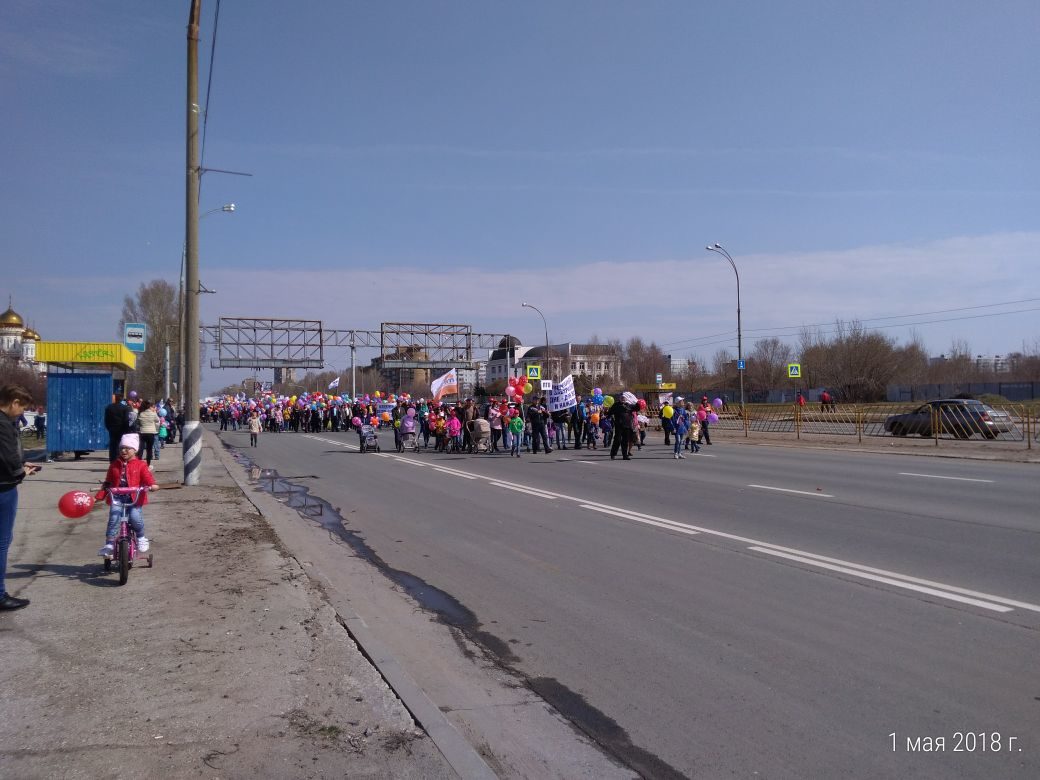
[682,402,1036,448]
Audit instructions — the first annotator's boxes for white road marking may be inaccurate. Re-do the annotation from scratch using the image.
[491,483,557,499]
[746,543,1040,614]
[304,437,1035,614]
[432,467,476,480]
[395,458,428,467]
[748,484,834,498]
[748,547,1012,613]
[580,505,699,536]
[898,472,995,483]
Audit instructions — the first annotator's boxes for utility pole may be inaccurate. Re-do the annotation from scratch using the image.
[182,0,203,485]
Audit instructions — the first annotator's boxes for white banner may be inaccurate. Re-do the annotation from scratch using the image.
[431,368,459,402]
[547,374,576,412]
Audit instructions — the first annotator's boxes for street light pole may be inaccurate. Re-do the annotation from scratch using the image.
[183,0,203,485]
[178,202,234,410]
[521,302,551,381]
[706,243,744,411]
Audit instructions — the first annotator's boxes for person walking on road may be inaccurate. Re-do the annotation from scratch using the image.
[528,397,552,454]
[248,410,262,447]
[696,396,713,446]
[0,385,42,611]
[609,393,637,460]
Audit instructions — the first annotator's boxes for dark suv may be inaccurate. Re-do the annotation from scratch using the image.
[884,399,1012,439]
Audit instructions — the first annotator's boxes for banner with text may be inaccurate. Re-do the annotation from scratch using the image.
[547,374,576,412]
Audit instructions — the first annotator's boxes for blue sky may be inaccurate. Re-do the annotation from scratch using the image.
[3,1,1038,392]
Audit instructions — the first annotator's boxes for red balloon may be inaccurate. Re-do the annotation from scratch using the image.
[58,490,95,519]
[638,399,647,409]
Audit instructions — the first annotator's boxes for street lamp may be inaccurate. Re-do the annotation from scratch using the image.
[178,202,235,408]
[705,243,744,411]
[521,302,551,381]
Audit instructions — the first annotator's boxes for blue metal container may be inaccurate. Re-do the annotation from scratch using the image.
[46,372,112,453]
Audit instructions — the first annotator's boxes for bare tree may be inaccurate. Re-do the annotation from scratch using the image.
[621,338,668,386]
[121,280,179,401]
[746,338,792,393]
[0,357,47,406]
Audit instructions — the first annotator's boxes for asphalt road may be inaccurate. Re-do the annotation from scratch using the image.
[216,426,1039,779]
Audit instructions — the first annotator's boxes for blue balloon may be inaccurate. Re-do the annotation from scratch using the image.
[593,394,604,404]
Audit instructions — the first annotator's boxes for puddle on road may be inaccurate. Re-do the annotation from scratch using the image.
[224,441,684,779]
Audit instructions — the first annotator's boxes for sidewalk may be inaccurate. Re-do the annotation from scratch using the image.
[0,439,455,779]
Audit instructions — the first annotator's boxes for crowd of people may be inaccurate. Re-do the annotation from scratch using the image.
[200,386,725,460]
[103,392,183,468]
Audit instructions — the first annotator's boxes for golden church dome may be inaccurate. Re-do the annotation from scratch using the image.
[0,306,24,328]
[24,327,41,341]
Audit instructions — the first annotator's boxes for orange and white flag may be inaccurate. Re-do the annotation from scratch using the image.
[431,368,459,402]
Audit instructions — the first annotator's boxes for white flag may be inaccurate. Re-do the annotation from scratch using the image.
[430,368,459,402]
[547,374,576,412]
[328,377,340,390]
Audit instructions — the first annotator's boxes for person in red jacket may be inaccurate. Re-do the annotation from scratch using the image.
[98,433,158,557]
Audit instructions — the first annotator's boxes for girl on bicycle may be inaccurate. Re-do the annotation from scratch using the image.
[98,434,158,557]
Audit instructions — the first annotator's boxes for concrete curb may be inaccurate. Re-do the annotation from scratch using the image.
[209,430,497,780]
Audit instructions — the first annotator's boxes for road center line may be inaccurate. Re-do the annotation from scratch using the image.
[580,505,700,536]
[328,441,1034,613]
[898,472,995,483]
[491,483,557,499]
[748,547,1012,612]
[432,467,476,479]
[748,484,834,498]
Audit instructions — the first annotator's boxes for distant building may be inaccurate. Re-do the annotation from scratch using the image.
[487,338,622,385]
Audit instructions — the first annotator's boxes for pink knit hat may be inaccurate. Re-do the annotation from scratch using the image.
[119,433,140,451]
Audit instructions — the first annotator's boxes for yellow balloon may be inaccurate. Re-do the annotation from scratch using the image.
[523,382,533,394]
[662,405,674,419]
[603,395,614,407]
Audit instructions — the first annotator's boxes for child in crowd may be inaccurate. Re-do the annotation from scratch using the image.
[98,433,158,557]
[248,410,262,447]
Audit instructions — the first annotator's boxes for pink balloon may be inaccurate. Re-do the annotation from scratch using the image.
[351,416,362,426]
[697,409,707,421]
[504,386,516,397]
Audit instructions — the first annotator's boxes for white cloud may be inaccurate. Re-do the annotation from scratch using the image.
[12,232,1038,394]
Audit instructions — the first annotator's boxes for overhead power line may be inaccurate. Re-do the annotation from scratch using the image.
[200,0,222,170]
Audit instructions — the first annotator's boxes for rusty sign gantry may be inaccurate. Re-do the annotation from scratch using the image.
[201,318,509,374]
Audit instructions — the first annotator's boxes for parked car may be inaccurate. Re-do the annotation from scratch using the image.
[884,399,1013,439]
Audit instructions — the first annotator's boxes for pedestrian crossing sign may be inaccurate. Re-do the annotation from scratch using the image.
[788,363,802,378]
[527,365,541,380]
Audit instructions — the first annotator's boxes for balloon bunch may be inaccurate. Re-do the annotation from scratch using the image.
[503,375,529,402]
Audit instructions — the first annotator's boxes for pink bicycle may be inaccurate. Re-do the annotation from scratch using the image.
[102,486,155,585]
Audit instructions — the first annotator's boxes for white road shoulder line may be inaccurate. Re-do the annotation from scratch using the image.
[749,484,834,498]
[491,483,557,499]
[748,547,1012,613]
[898,472,995,483]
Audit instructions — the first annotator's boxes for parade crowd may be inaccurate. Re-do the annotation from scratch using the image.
[201,377,725,461]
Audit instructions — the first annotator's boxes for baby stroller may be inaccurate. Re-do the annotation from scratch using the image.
[467,418,492,454]
[358,424,380,453]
